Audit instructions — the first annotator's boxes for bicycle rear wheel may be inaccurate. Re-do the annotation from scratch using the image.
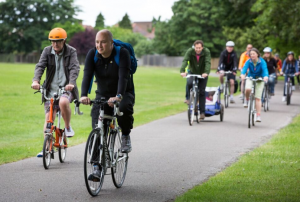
[43,135,52,169]
[111,130,128,188]
[84,129,105,196]
[188,90,195,126]
[58,131,67,163]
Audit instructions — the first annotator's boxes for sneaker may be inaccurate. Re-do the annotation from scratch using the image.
[256,116,261,122]
[184,100,190,105]
[292,86,295,91]
[121,135,132,153]
[65,126,75,138]
[200,113,205,120]
[282,96,286,102]
[239,94,244,100]
[243,101,248,108]
[37,151,43,158]
[230,99,235,104]
[88,164,102,182]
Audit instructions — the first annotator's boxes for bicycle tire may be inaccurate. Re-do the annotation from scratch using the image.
[287,82,291,105]
[58,132,67,163]
[43,135,52,169]
[224,82,229,108]
[220,104,224,122]
[188,90,194,126]
[266,87,269,111]
[84,129,105,196]
[248,95,252,128]
[195,94,199,123]
[263,87,267,112]
[111,130,128,188]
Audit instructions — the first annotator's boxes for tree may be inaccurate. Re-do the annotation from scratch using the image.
[69,28,97,55]
[153,0,225,57]
[119,13,132,30]
[95,12,105,28]
[0,0,80,53]
[134,40,155,58]
[41,21,85,49]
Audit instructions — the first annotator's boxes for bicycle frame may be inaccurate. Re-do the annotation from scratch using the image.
[42,88,68,150]
[85,100,126,168]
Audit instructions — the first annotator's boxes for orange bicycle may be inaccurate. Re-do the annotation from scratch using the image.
[35,86,68,169]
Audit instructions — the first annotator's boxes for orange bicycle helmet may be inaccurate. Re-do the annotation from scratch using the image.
[48,28,67,40]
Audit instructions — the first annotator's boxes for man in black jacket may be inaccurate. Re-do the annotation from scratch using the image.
[80,29,134,153]
[217,41,238,103]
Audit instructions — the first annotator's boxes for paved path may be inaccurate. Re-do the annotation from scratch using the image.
[1,81,300,202]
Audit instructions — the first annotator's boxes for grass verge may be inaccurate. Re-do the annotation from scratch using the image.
[176,114,300,202]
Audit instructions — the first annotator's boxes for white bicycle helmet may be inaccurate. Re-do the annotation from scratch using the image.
[263,47,272,53]
[226,41,235,47]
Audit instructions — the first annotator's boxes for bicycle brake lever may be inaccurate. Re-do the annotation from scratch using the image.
[34,90,40,94]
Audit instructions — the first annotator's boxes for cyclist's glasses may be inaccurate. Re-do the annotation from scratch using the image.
[50,40,64,44]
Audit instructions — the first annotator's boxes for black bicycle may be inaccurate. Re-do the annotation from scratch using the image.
[283,74,296,105]
[186,74,204,126]
[75,98,128,196]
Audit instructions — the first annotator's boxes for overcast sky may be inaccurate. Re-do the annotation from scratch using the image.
[74,0,177,27]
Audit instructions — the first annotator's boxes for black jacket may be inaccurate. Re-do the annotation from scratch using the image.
[217,50,238,73]
[81,47,133,98]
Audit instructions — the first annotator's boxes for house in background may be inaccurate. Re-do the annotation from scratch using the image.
[132,22,155,39]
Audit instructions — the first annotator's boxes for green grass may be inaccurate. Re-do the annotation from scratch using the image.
[176,115,300,202]
[0,63,219,165]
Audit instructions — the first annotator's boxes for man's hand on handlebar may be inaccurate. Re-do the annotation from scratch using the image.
[240,74,246,80]
[263,77,268,82]
[31,81,40,90]
[180,73,187,77]
[108,97,121,108]
[65,84,74,91]
[80,96,90,105]
[202,73,208,78]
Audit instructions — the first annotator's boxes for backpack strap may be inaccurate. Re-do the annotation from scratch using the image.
[114,45,121,66]
[88,49,98,94]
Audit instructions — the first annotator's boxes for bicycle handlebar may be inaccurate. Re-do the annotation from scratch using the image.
[34,86,67,101]
[74,99,123,116]
[246,77,264,82]
[283,74,296,77]
[220,70,232,75]
[185,74,204,79]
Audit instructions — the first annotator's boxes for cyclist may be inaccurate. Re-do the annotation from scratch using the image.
[180,40,211,121]
[280,51,299,101]
[239,44,253,99]
[241,48,268,122]
[80,29,134,154]
[274,53,282,73]
[217,41,238,103]
[262,47,277,96]
[31,28,80,157]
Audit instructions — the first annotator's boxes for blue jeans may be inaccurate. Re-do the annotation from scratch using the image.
[268,73,276,94]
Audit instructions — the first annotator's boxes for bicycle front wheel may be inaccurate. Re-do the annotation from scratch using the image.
[84,129,105,196]
[287,82,291,105]
[111,130,128,188]
[194,94,199,123]
[58,131,67,163]
[188,90,195,126]
[248,95,253,128]
[263,87,267,112]
[43,135,52,169]
[224,82,229,108]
